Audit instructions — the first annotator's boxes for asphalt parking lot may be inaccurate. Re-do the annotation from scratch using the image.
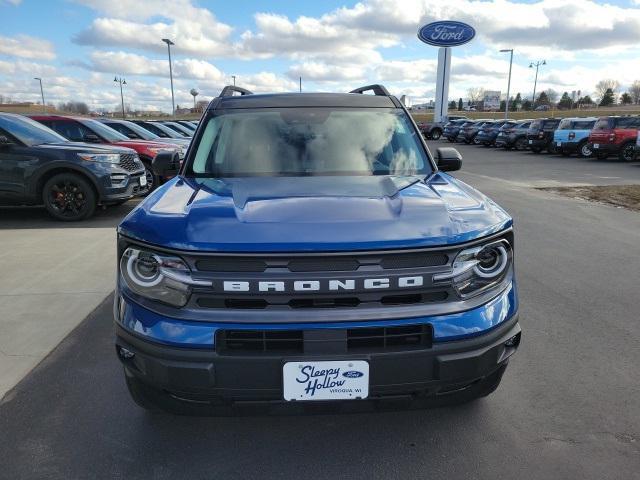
[1,144,639,479]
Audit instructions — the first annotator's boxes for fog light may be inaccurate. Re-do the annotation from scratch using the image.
[118,346,135,359]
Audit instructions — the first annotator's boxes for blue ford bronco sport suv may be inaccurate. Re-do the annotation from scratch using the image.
[115,85,520,414]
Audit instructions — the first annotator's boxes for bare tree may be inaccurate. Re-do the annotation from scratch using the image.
[467,87,485,105]
[545,89,559,104]
[629,80,640,105]
[594,79,620,102]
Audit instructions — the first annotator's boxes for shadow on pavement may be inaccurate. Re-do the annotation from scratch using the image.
[0,199,141,230]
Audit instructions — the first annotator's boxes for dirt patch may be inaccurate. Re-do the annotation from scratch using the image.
[538,185,640,212]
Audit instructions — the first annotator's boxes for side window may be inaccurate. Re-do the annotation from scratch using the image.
[50,121,91,142]
[109,123,136,138]
[0,127,20,145]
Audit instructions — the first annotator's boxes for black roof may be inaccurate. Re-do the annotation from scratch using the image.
[211,92,398,110]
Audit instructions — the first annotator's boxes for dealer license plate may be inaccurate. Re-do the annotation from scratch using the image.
[528,139,533,144]
[593,144,599,149]
[557,141,562,147]
[283,360,369,401]
[139,176,147,187]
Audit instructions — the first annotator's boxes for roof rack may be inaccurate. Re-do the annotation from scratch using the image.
[349,84,390,96]
[219,85,253,97]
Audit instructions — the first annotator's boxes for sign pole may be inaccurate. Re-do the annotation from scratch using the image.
[434,47,452,123]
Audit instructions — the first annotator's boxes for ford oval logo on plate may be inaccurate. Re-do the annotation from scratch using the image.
[417,21,476,47]
[343,370,364,379]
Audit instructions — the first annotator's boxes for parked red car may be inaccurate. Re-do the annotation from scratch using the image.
[589,116,640,161]
[30,115,182,190]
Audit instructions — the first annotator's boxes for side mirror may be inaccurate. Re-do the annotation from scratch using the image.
[152,151,181,177]
[435,147,462,172]
[83,133,101,143]
[0,135,13,147]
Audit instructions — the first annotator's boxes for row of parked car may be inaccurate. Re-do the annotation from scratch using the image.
[0,113,197,221]
[419,115,640,162]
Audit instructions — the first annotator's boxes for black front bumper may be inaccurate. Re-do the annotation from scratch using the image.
[115,314,520,403]
[590,143,618,155]
[526,138,548,149]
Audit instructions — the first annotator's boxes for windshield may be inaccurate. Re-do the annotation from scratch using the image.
[122,121,160,140]
[83,119,128,142]
[0,115,67,146]
[143,122,183,138]
[163,122,192,137]
[189,108,431,177]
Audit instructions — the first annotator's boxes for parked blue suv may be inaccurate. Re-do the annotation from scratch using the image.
[553,117,597,157]
[114,85,520,414]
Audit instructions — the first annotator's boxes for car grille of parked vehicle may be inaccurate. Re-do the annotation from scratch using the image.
[118,153,142,171]
[215,324,433,355]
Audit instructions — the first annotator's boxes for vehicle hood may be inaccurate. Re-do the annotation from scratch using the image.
[38,142,135,154]
[119,174,511,253]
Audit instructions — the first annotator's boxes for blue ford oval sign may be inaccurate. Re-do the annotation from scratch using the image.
[417,21,475,47]
[343,370,364,379]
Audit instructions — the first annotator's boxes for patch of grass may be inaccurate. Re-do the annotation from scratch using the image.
[538,185,640,212]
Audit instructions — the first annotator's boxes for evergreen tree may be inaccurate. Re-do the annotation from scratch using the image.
[511,93,522,111]
[458,98,463,111]
[599,88,615,106]
[558,92,573,109]
[620,92,632,105]
[536,91,550,106]
[522,99,532,111]
[448,100,457,110]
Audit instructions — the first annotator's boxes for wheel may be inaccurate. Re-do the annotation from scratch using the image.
[515,137,527,151]
[530,147,542,154]
[430,129,442,140]
[142,161,160,193]
[42,172,96,221]
[578,141,593,158]
[619,143,637,162]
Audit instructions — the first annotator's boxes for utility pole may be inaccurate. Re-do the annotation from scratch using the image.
[299,76,302,93]
[232,75,236,86]
[529,60,546,106]
[33,77,45,113]
[114,76,126,119]
[500,49,513,119]
[162,38,176,117]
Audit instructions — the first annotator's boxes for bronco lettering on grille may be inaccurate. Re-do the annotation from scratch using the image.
[220,276,425,293]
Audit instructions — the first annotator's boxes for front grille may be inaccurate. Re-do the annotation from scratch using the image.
[215,324,432,355]
[119,153,141,172]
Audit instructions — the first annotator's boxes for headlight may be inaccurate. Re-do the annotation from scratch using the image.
[148,147,176,156]
[434,239,512,298]
[120,247,210,307]
[78,153,120,164]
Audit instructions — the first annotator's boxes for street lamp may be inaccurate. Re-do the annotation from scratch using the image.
[231,75,236,86]
[500,49,513,119]
[529,60,546,106]
[114,76,126,119]
[33,77,45,113]
[162,38,176,117]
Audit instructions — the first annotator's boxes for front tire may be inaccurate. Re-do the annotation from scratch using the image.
[42,173,96,221]
[430,129,442,140]
[514,137,527,151]
[141,161,159,194]
[619,143,637,162]
[578,141,593,158]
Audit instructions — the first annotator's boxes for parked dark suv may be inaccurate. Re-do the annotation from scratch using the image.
[495,120,532,150]
[526,118,561,153]
[443,119,470,142]
[456,119,492,144]
[475,120,514,146]
[0,113,146,221]
[589,116,640,161]
[418,115,467,140]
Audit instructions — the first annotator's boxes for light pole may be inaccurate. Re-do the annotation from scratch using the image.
[231,75,236,86]
[114,76,126,119]
[162,38,175,117]
[299,76,302,93]
[500,49,513,119]
[529,60,546,106]
[33,77,45,113]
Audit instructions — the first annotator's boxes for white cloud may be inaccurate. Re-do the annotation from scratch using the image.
[0,34,55,60]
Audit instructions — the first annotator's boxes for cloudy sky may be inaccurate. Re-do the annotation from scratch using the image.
[2,0,640,112]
